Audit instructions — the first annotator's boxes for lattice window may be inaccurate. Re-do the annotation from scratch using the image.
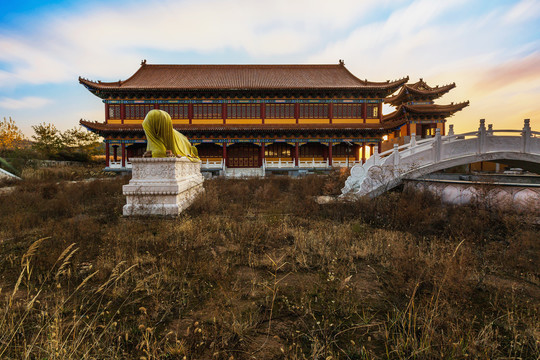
[332,143,355,157]
[299,104,328,119]
[265,143,292,157]
[108,105,121,119]
[333,104,362,119]
[193,104,222,119]
[226,104,261,119]
[160,104,188,119]
[125,105,154,120]
[266,104,295,118]
[299,143,325,157]
[196,143,222,157]
[366,104,379,118]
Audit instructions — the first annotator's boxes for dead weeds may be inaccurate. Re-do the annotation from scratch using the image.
[0,173,538,359]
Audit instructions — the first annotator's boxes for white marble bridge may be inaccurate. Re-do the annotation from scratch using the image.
[342,119,540,198]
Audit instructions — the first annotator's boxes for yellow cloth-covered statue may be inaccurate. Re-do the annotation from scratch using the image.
[142,109,199,161]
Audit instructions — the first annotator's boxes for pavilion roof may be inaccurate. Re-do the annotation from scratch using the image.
[385,79,456,106]
[79,61,408,95]
[382,102,469,122]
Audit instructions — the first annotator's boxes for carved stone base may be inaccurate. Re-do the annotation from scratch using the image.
[123,157,204,216]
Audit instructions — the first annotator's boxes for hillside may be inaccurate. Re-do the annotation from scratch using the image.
[0,172,538,359]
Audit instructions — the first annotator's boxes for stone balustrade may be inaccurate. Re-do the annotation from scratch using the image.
[343,119,540,198]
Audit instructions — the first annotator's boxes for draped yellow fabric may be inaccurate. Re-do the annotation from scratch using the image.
[142,109,199,161]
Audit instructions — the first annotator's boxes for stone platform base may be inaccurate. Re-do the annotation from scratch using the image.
[123,157,204,216]
[224,167,265,178]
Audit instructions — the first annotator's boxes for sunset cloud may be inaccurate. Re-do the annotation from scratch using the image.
[0,0,538,135]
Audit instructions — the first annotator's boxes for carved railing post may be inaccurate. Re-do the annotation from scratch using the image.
[478,119,486,154]
[373,145,380,163]
[487,124,493,136]
[410,133,416,154]
[393,144,400,167]
[448,124,454,136]
[433,128,441,162]
[522,118,532,153]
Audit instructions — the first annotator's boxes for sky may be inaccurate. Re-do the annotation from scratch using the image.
[0,0,539,137]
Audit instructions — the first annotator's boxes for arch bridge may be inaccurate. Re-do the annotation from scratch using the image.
[342,119,540,197]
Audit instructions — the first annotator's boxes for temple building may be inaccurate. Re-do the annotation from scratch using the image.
[79,61,467,175]
[380,79,469,151]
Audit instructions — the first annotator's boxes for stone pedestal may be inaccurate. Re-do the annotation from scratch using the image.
[123,157,204,216]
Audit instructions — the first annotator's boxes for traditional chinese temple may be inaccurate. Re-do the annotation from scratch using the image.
[79,61,468,175]
[381,79,469,151]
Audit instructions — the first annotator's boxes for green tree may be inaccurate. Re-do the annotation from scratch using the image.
[32,123,102,160]
[0,117,24,151]
[31,123,63,156]
[61,126,101,155]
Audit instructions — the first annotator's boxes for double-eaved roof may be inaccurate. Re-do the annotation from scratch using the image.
[79,61,408,97]
[385,79,456,106]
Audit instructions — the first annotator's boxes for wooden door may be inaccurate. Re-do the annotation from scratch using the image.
[227,143,259,168]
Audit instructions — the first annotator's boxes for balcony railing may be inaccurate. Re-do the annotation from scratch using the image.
[200,159,224,170]
[108,161,132,169]
[107,158,359,170]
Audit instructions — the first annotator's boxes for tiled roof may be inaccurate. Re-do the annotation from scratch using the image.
[382,102,469,122]
[80,119,405,133]
[402,102,469,114]
[79,62,408,91]
[386,79,456,106]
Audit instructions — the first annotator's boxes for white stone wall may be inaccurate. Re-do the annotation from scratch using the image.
[404,180,540,211]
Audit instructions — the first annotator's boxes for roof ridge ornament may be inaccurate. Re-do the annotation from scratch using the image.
[141,59,147,66]
[339,59,345,65]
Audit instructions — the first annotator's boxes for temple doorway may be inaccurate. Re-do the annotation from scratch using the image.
[227,143,260,168]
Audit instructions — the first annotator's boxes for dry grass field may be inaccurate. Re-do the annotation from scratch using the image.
[0,169,538,359]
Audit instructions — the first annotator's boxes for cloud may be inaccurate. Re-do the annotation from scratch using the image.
[473,52,540,93]
[0,96,52,109]
[0,0,394,87]
[0,0,538,134]
[504,0,540,24]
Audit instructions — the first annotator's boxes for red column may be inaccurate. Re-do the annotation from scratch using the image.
[378,103,383,122]
[105,142,110,167]
[113,145,118,162]
[361,144,366,164]
[259,143,265,167]
[222,103,227,124]
[294,103,299,124]
[261,103,265,124]
[329,103,333,124]
[154,103,159,109]
[328,143,333,166]
[354,144,359,161]
[294,143,299,167]
[121,143,126,168]
[362,103,367,124]
[377,141,381,153]
[105,103,110,123]
[188,104,193,124]
[223,144,227,167]
[120,104,125,124]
